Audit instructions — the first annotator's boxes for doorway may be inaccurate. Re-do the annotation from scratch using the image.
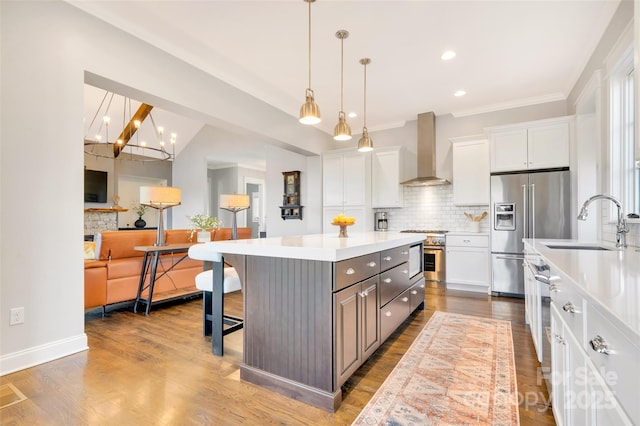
[245,177,265,238]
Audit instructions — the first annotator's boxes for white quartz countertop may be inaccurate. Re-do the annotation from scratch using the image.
[188,231,426,262]
[524,239,640,340]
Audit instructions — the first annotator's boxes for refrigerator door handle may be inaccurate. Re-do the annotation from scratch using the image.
[531,183,535,239]
[496,255,525,260]
[522,184,528,238]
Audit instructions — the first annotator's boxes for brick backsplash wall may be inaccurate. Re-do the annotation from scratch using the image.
[376,185,490,233]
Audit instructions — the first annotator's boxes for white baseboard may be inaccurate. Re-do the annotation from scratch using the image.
[446,282,489,294]
[0,334,88,376]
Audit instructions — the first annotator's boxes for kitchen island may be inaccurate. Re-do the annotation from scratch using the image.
[189,231,426,411]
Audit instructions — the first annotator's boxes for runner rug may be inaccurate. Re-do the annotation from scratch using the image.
[352,311,519,425]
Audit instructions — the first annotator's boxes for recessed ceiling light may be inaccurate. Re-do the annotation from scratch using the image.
[348,112,357,118]
[441,50,456,61]
[454,90,466,97]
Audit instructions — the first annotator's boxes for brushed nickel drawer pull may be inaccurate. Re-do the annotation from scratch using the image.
[367,261,377,268]
[402,269,409,274]
[589,335,611,355]
[383,278,392,283]
[401,297,409,303]
[345,267,355,275]
[562,302,576,314]
[400,251,409,255]
[411,290,418,295]
[385,311,392,317]
[383,256,392,261]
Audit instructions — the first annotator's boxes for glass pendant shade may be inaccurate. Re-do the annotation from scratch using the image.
[357,127,373,152]
[333,111,352,141]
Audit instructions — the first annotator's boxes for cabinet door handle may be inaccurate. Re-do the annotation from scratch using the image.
[463,239,471,243]
[385,311,392,317]
[367,261,377,268]
[549,284,559,292]
[345,267,355,275]
[411,290,418,295]
[554,334,565,345]
[401,297,409,303]
[589,335,611,355]
[383,256,392,261]
[562,302,577,314]
[402,269,409,274]
[359,290,369,298]
[419,284,425,289]
[383,278,392,283]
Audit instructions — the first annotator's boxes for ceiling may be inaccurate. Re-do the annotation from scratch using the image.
[76,0,620,166]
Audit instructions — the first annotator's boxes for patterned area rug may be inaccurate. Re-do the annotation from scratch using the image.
[352,311,519,425]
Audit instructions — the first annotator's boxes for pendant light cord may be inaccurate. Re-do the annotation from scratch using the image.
[307,0,311,90]
[363,62,367,127]
[340,35,344,112]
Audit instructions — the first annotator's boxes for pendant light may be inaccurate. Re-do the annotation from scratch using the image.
[299,0,320,125]
[333,30,351,141]
[357,58,373,152]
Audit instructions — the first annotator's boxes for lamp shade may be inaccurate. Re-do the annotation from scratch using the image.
[140,186,181,208]
[220,194,250,209]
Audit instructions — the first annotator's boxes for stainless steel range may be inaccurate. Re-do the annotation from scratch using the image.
[400,230,447,282]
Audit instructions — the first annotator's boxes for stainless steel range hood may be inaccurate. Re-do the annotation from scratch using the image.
[401,112,450,186]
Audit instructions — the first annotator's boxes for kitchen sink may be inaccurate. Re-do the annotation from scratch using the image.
[543,242,613,251]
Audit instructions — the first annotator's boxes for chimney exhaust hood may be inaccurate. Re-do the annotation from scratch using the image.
[401,112,450,186]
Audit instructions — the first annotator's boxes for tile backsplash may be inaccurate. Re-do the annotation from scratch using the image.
[377,185,640,249]
[377,185,490,233]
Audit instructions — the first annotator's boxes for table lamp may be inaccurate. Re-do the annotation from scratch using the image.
[140,186,181,246]
[219,194,250,240]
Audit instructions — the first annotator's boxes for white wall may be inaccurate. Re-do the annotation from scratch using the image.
[265,146,322,237]
[0,0,331,374]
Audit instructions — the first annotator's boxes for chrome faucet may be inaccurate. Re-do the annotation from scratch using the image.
[577,194,628,248]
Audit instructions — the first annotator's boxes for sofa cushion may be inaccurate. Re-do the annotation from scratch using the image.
[84,241,96,260]
[97,230,156,260]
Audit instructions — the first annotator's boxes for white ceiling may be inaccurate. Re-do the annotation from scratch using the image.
[76,0,620,166]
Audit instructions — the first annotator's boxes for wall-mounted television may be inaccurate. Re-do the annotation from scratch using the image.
[84,169,108,203]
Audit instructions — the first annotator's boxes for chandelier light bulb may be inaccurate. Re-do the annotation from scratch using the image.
[140,141,147,147]
[95,134,102,142]
[116,139,123,145]
[103,116,110,124]
[134,120,141,128]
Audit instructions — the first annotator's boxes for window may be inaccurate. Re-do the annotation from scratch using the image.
[608,30,636,215]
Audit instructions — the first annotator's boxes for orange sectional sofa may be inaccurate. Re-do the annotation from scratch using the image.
[84,227,251,311]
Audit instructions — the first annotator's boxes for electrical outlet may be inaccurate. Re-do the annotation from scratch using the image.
[10,307,24,325]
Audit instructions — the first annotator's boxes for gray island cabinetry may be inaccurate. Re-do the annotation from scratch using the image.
[195,232,425,412]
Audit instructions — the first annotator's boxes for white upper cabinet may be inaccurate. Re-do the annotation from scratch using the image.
[487,116,572,173]
[322,149,372,232]
[450,136,489,206]
[371,147,403,208]
[323,150,369,207]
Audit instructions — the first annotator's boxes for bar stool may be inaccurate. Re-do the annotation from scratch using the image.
[195,267,243,337]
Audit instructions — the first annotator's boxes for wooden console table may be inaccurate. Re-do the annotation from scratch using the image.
[133,243,194,315]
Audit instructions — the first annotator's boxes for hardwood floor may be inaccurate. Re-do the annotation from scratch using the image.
[0,284,555,425]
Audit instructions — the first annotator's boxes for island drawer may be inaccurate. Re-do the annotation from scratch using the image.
[334,252,380,291]
[446,234,488,248]
[379,262,411,307]
[585,304,640,424]
[409,278,425,312]
[379,245,410,272]
[380,287,411,342]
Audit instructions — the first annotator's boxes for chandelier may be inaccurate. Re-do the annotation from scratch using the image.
[84,89,177,162]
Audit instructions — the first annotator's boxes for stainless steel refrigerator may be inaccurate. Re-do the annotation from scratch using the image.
[490,168,571,296]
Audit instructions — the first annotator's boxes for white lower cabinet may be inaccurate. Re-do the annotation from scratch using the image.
[445,234,489,293]
[550,298,635,426]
